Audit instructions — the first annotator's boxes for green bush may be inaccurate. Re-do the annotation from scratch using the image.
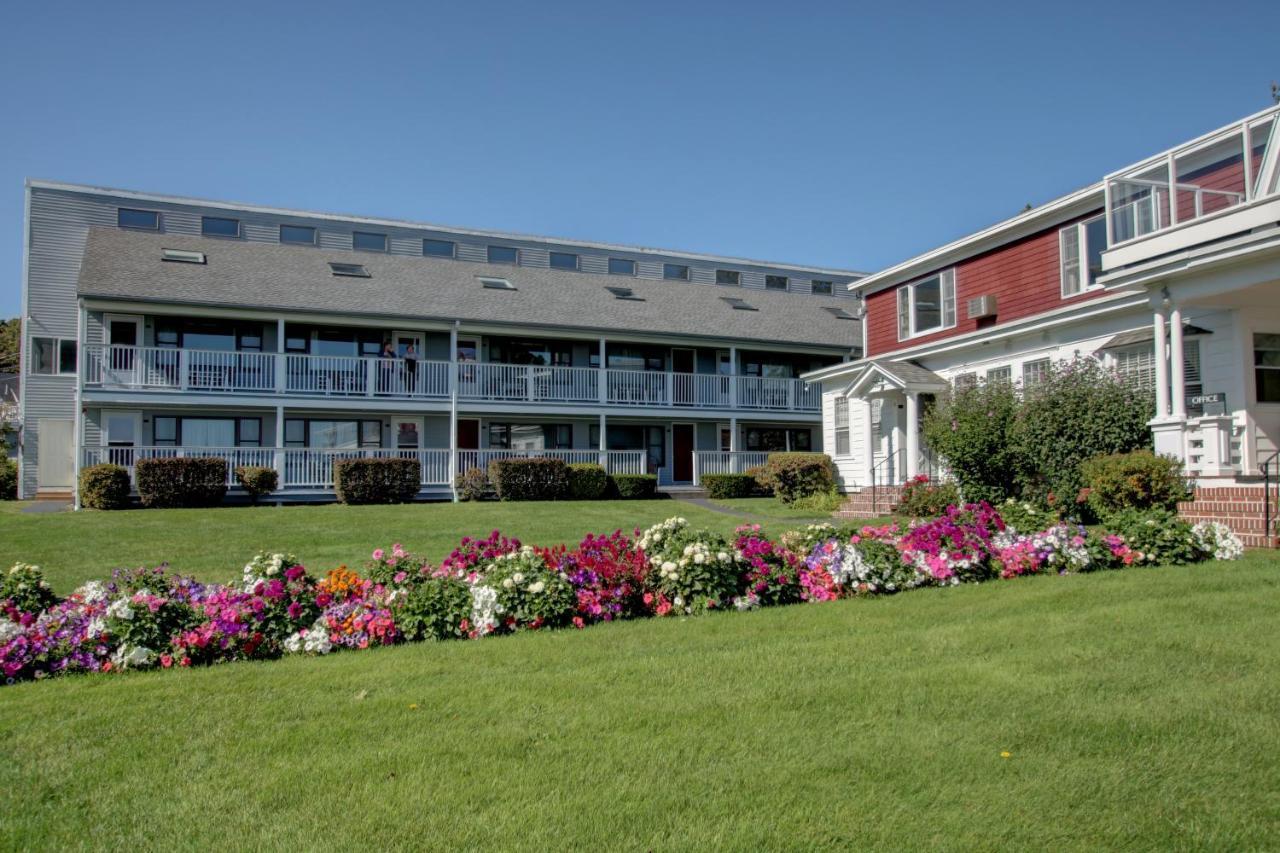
[234,466,278,504]
[396,576,474,641]
[895,474,960,518]
[921,379,1021,505]
[454,466,491,501]
[0,457,17,500]
[997,498,1058,534]
[702,473,756,499]
[78,463,131,509]
[743,465,772,496]
[1102,508,1203,565]
[333,458,420,505]
[135,457,228,508]
[1081,450,1190,516]
[1012,357,1152,511]
[487,457,569,501]
[566,463,608,500]
[1,562,59,613]
[791,490,845,514]
[758,453,835,504]
[610,473,658,500]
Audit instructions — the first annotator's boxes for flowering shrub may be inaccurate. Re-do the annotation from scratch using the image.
[898,503,1005,585]
[477,547,576,631]
[997,499,1058,534]
[0,508,1250,688]
[639,518,741,615]
[896,475,961,519]
[2,564,59,614]
[1191,521,1244,561]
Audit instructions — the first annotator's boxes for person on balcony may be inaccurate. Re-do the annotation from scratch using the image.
[403,343,419,393]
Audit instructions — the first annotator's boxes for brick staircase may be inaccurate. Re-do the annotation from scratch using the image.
[1178,486,1278,549]
[835,485,903,519]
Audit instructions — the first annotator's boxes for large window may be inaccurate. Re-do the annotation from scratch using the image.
[285,419,382,449]
[30,337,77,375]
[1113,340,1202,399]
[765,275,789,292]
[488,423,571,451]
[745,427,810,452]
[353,231,388,252]
[716,269,741,286]
[1254,333,1280,403]
[153,416,261,448]
[488,337,571,367]
[487,245,519,264]
[201,216,240,238]
[663,264,690,281]
[423,238,456,258]
[811,279,834,296]
[590,424,665,473]
[608,258,636,276]
[280,224,317,245]
[1059,214,1108,297]
[1022,358,1050,387]
[607,345,664,372]
[896,269,956,339]
[986,366,1012,385]
[117,208,159,230]
[549,251,579,270]
[833,397,850,456]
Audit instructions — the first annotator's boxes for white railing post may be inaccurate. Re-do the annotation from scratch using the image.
[1167,152,1178,227]
[526,365,535,402]
[692,452,701,486]
[366,358,376,397]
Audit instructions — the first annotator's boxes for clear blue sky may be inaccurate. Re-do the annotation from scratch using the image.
[2,0,1277,315]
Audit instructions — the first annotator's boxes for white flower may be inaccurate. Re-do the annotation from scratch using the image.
[693,553,705,565]
[75,580,108,604]
[512,572,525,584]
[717,551,730,563]
[105,598,134,621]
[668,572,678,581]
[0,618,20,644]
[502,578,514,589]
[528,581,545,594]
[85,618,106,639]
[469,584,503,635]
[673,595,684,607]
[111,644,153,669]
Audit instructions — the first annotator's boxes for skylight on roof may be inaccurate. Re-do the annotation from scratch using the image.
[823,306,857,320]
[329,262,370,278]
[719,296,757,312]
[606,286,644,301]
[161,248,206,265]
[479,277,516,290]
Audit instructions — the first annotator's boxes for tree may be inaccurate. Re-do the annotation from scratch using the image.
[0,317,19,374]
[921,379,1022,505]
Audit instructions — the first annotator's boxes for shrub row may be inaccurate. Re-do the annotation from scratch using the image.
[334,458,420,504]
[455,459,657,501]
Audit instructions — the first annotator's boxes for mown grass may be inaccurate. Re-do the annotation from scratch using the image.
[705,495,839,520]
[2,553,1278,849]
[0,499,801,593]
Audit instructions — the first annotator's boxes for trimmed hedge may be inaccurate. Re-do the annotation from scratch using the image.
[334,458,420,505]
[487,457,569,501]
[234,465,279,504]
[454,466,491,501]
[78,463,131,509]
[610,473,658,500]
[135,457,228,508]
[1081,449,1190,516]
[743,465,771,496]
[567,463,608,500]
[0,457,16,501]
[759,453,836,504]
[702,473,756,499]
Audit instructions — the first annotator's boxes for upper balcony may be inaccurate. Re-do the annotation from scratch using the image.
[81,345,822,413]
[1102,105,1280,272]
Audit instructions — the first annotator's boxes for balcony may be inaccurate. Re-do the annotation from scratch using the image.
[82,345,822,413]
[81,446,647,491]
[1103,105,1280,271]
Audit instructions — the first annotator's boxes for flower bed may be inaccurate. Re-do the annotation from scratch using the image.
[0,505,1246,686]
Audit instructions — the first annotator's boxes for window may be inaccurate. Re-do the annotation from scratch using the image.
[1113,341,1202,399]
[280,224,317,245]
[896,269,956,339]
[423,238,456,258]
[549,251,579,270]
[201,216,240,238]
[765,275,789,292]
[716,269,741,286]
[288,419,381,449]
[30,337,77,375]
[154,417,178,446]
[353,231,388,252]
[488,245,519,264]
[608,257,636,276]
[328,262,370,278]
[117,208,159,230]
[161,249,205,264]
[1256,333,1280,403]
[833,397,850,456]
[1022,358,1050,387]
[1059,214,1107,296]
[745,427,811,452]
[487,423,572,451]
[811,279,834,296]
[663,263,690,281]
[954,372,977,390]
[986,366,1012,385]
[151,417,260,447]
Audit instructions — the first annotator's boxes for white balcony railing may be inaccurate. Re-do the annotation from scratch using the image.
[690,451,770,485]
[82,346,821,412]
[455,448,647,476]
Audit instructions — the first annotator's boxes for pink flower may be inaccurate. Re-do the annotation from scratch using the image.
[372,549,384,561]
[393,571,408,584]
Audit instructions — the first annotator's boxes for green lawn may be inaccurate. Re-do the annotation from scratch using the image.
[0,499,807,593]
[706,495,839,520]
[2,553,1277,849]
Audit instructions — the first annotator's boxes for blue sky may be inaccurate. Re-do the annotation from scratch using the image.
[1,0,1277,315]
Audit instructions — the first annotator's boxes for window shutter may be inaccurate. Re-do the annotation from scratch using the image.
[941,270,956,327]
[897,287,910,339]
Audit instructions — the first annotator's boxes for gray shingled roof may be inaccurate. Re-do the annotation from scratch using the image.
[76,228,862,350]
[1100,323,1212,350]
[866,360,949,389]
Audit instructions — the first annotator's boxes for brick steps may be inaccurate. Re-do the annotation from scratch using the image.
[835,485,903,519]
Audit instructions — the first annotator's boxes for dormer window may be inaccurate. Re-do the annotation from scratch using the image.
[716,269,741,286]
[811,279,834,296]
[488,245,519,264]
[353,231,388,252]
[329,262,370,278]
[280,224,317,245]
[162,249,206,264]
[896,269,956,339]
[822,306,856,320]
[608,258,637,276]
[765,275,789,291]
[118,208,160,230]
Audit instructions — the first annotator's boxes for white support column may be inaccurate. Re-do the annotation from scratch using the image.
[728,346,738,409]
[275,318,286,393]
[891,399,905,485]
[729,416,738,452]
[73,302,86,510]
[597,337,607,405]
[449,323,459,501]
[904,390,920,480]
[1152,308,1170,419]
[273,404,285,492]
[598,412,607,468]
[863,398,876,487]
[1169,304,1186,419]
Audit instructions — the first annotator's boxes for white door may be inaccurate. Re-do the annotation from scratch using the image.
[36,418,75,490]
[393,331,424,394]
[103,410,143,468]
[104,314,144,387]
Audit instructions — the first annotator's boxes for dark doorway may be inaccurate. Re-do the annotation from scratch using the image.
[672,424,694,482]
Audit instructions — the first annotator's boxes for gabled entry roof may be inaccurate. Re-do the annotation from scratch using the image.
[846,359,950,397]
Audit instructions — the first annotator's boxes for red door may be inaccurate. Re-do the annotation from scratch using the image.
[457,419,479,449]
[672,424,694,482]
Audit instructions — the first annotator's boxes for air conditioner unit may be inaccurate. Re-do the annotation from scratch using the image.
[967,294,997,319]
